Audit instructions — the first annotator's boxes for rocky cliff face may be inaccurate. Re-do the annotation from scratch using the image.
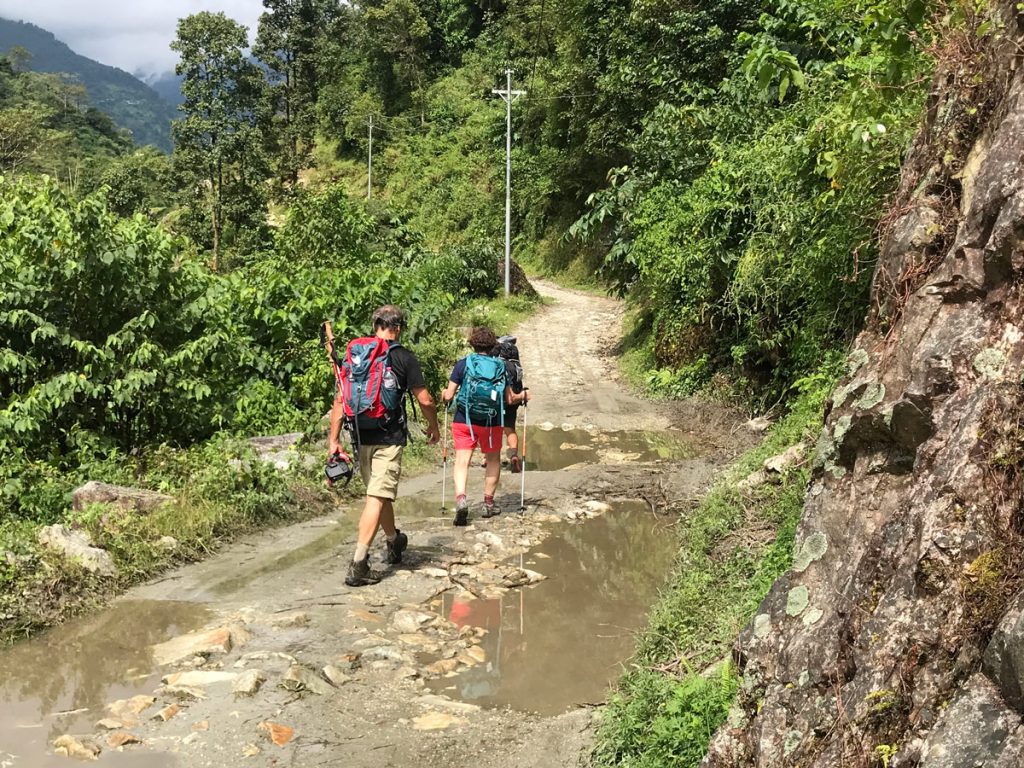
[704,8,1024,767]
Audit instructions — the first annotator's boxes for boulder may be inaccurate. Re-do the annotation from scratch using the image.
[152,703,180,722]
[391,610,434,634]
[257,721,294,747]
[161,670,238,687]
[744,416,773,433]
[72,481,173,514]
[248,433,305,470]
[233,669,266,697]
[106,732,141,749]
[52,735,101,761]
[151,627,234,666]
[984,590,1024,711]
[412,711,465,731]
[762,442,807,474]
[496,258,538,298]
[918,674,1024,767]
[321,665,351,687]
[37,525,114,575]
[281,664,335,695]
[703,21,1024,766]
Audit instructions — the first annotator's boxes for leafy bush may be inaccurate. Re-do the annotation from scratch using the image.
[0,177,506,524]
[276,183,374,267]
[416,241,502,299]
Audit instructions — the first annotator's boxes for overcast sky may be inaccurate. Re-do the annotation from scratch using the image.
[0,1,264,77]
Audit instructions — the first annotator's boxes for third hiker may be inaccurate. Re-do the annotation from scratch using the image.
[494,334,525,473]
[442,326,529,525]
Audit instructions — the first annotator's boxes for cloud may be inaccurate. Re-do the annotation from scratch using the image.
[0,0,264,75]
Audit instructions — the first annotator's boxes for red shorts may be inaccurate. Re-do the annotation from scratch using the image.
[452,422,504,453]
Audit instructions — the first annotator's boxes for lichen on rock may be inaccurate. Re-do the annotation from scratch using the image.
[793,532,828,573]
[802,607,823,626]
[973,347,1007,379]
[855,381,885,410]
[753,613,772,639]
[847,348,870,376]
[785,585,809,617]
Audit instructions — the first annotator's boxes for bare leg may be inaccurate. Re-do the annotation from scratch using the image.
[504,427,519,454]
[483,451,501,496]
[378,499,396,538]
[357,496,388,547]
[454,448,474,497]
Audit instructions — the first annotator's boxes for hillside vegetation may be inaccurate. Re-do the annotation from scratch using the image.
[0,18,177,151]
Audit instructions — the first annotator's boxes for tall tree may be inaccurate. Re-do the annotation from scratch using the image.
[172,12,268,266]
[359,0,431,119]
[255,0,335,187]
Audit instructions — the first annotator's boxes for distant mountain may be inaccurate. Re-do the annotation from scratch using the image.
[142,71,185,108]
[0,18,177,152]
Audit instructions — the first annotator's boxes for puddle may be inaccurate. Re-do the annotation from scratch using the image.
[0,600,208,766]
[209,428,689,596]
[426,501,677,714]
[524,427,697,471]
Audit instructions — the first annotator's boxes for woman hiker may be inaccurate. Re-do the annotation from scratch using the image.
[441,326,529,525]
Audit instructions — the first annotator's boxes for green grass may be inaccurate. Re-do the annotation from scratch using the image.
[453,292,549,336]
[592,382,831,767]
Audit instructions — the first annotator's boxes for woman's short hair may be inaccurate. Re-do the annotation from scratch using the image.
[468,326,498,352]
[372,305,405,332]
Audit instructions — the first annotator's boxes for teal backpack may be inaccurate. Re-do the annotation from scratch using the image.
[459,353,507,432]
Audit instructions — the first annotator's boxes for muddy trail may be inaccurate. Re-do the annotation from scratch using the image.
[0,282,748,768]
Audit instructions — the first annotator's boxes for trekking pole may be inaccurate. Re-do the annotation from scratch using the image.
[519,395,528,512]
[441,405,449,511]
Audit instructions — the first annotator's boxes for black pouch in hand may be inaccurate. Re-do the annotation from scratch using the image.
[325,452,354,488]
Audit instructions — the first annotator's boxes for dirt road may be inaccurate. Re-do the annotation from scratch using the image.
[0,282,746,768]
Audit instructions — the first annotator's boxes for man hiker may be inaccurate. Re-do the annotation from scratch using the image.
[494,335,525,473]
[441,326,529,525]
[329,305,440,587]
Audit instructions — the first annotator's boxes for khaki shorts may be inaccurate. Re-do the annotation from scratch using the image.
[358,444,404,500]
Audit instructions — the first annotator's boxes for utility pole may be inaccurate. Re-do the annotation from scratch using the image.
[492,69,525,296]
[367,114,374,200]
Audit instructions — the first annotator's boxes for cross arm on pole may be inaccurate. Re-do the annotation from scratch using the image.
[491,89,526,103]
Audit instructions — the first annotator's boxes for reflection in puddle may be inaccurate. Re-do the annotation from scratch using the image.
[427,502,676,714]
[0,600,207,766]
[525,427,697,471]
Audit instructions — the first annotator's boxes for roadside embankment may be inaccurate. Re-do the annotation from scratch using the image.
[591,383,831,767]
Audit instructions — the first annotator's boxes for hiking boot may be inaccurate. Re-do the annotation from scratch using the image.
[345,558,383,587]
[509,455,522,474]
[454,497,469,527]
[385,530,408,565]
[482,501,500,518]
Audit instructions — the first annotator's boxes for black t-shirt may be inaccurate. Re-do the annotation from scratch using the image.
[351,343,426,446]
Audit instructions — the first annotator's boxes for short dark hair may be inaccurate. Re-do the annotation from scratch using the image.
[372,305,405,332]
[468,326,497,352]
